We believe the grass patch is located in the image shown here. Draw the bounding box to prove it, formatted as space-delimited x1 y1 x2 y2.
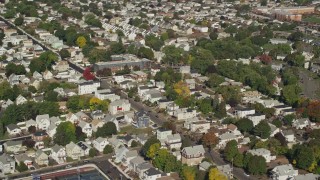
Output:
120 125 153 135
303 16 320 23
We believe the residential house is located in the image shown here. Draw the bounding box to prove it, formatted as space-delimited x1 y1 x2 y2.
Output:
247 113 266 126
293 173 320 180
78 121 92 137
199 161 213 171
157 128 172 141
32 131 49 142
54 61 69 72
234 107 255 118
34 149 49 166
66 142 84 160
190 121 210 133
0 154 15 175
247 148 276 163
269 123 281 137
36 114 50 130
137 162 153 179
78 80 100 95
6 124 21 136
1 99 13 109
91 110 105 120
66 112 79 124
42 70 53 80
92 137 109 152
114 146 129 163
173 108 197 120
292 118 311 129
165 134 182 150
91 119 105 132
50 144 66 164
77 141 90 156
271 164 298 180
281 130 296 143
3 140 23 153
274 105 292 115
15 95 27 105
130 156 146 172
218 132 240 149
217 164 233 179
123 150 138 166
14 153 33 169
181 145 205 166
25 119 36 129
142 167 162 180
134 111 150 128
108 136 124 150
108 99 131 115
95 89 120 102
75 111 91 122
185 79 196 90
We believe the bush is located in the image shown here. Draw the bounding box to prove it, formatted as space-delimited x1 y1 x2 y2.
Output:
103 145 113 154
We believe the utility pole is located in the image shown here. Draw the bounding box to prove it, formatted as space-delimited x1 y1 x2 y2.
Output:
231 158 233 180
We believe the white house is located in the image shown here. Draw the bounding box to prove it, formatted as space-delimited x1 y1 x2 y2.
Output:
42 70 53 80
66 142 84 160
218 132 240 149
247 148 276 163
36 114 50 130
78 80 100 95
292 118 310 129
173 108 197 120
0 154 15 175
190 121 210 133
78 121 92 137
108 99 131 115
92 137 109 152
95 89 120 102
165 134 182 150
247 113 266 126
142 167 162 180
271 164 298 180
15 95 27 105
50 144 66 164
234 107 255 118
6 124 21 136
281 130 296 143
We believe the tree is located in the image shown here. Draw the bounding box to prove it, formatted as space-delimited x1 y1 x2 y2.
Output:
180 165 196 180
209 32 218 40
234 153 244 167
182 136 192 148
141 136 161 158
247 155 267 175
202 131 219 148
29 58 46 73
44 91 58 102
131 140 139 147
76 36 87 48
14 17 24 26
5 63 26 76
82 67 95 80
38 51 59 70
59 49 71 59
153 149 180 173
307 101 320 122
224 140 238 162
17 161 28 172
294 146 314 170
103 145 114 154
28 126 36 134
288 32 304 42
146 143 160 159
272 119 283 128
162 45 183 65
209 168 227 180
285 52 305 67
162 121 177 134
145 35 164 51
206 74 224 88
281 84 301 106
96 122 117 137
173 81 190 97
283 114 295 125
137 47 154 60
54 122 76 146
97 68 112 77
236 118 254 133
109 41 125 55
198 98 212 114
89 148 98 157
259 54 272 65
254 121 271 139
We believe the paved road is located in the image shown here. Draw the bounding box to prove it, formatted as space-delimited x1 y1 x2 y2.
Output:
207 150 255 180
100 79 166 126
299 70 320 100
0 135 32 144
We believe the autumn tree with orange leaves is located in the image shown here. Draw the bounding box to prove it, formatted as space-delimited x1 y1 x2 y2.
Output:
202 130 218 148
307 101 320 122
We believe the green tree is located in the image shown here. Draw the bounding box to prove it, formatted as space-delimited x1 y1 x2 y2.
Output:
162 45 183 65
137 47 154 60
14 17 24 26
198 98 212 114
206 74 224 88
17 161 28 172
209 32 218 40
254 121 271 139
54 121 76 146
147 143 160 159
272 119 283 128
234 153 244 167
44 91 58 102
224 140 238 162
131 140 139 147
5 63 26 76
285 52 305 67
283 114 295 125
96 122 117 137
236 118 254 133
281 84 301 106
145 35 164 51
103 145 114 154
59 49 71 59
247 155 267 175
89 148 98 157
294 146 314 170
141 136 160 158
180 165 196 180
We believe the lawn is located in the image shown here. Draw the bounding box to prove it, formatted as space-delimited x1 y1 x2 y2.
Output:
303 16 320 23
120 125 153 135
